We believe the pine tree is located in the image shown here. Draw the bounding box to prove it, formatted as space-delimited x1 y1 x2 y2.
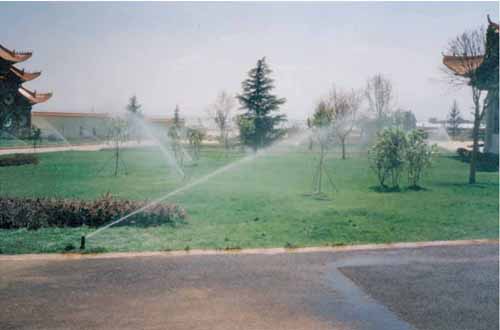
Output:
237 57 286 150
447 100 462 140
173 104 181 128
126 95 142 114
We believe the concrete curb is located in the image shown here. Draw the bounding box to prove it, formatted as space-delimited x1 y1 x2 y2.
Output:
0 239 497 262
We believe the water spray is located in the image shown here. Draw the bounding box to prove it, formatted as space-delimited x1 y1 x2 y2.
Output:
81 130 313 249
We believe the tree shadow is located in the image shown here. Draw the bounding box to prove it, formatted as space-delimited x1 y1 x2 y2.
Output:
369 185 430 193
301 192 333 201
369 185 402 193
433 181 497 189
115 216 186 228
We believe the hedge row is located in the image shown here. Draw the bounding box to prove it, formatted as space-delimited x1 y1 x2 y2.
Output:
0 194 186 230
456 148 499 170
0 154 38 167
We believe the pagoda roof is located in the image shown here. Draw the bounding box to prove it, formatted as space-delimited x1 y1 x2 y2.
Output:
442 55 484 76
442 16 499 78
9 66 41 82
18 86 52 104
0 44 32 63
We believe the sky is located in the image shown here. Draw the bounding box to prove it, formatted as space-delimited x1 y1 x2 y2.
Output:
1 2 498 122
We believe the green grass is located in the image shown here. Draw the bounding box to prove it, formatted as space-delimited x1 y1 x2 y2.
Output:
0 145 498 254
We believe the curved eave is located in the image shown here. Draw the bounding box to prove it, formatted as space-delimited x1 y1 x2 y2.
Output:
10 66 41 82
0 44 32 63
18 87 52 104
442 55 484 76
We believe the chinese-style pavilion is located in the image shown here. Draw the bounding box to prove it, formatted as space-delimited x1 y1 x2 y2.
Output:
443 16 499 154
0 43 52 137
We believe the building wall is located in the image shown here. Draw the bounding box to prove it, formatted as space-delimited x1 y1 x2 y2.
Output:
484 95 499 155
31 112 175 141
32 114 113 140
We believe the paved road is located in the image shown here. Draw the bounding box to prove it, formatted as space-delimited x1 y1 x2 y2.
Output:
0 242 498 330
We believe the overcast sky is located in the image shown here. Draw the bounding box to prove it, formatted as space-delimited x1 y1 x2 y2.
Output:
1 2 498 121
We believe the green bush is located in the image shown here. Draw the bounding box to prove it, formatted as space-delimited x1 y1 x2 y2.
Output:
370 128 436 190
369 128 407 189
0 154 39 167
406 130 436 188
0 193 186 230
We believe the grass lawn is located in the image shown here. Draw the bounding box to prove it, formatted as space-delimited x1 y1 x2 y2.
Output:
0 145 498 254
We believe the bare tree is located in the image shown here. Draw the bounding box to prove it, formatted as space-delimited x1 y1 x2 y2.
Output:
105 116 128 176
309 100 336 195
210 91 236 151
443 27 486 184
365 74 394 130
328 87 362 159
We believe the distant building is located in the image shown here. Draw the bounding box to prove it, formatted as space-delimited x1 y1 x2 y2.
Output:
0 43 52 137
32 111 176 141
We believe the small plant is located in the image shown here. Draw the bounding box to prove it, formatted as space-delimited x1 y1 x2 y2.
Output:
31 126 42 150
369 128 407 189
405 130 436 188
186 127 206 161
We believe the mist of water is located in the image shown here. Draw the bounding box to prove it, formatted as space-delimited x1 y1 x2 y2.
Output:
33 117 74 148
0 131 30 147
130 115 187 178
85 129 312 239
427 124 450 142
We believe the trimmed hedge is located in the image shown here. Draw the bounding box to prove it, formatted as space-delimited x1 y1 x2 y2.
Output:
456 148 499 171
0 154 39 167
0 194 186 230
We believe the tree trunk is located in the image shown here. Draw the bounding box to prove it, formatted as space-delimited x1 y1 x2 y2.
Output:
469 112 480 184
114 144 119 176
341 138 346 160
318 146 324 194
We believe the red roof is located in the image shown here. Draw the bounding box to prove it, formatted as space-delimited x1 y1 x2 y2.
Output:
32 111 174 123
31 111 111 118
9 66 41 82
0 44 32 63
442 55 484 76
18 87 52 104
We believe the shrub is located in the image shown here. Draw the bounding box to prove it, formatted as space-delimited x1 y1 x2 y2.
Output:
456 148 499 172
406 130 436 188
369 128 407 189
0 193 186 230
0 154 39 167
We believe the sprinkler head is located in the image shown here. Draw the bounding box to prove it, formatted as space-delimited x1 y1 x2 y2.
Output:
80 236 86 250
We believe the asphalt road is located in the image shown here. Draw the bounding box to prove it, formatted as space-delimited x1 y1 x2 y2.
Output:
0 242 498 330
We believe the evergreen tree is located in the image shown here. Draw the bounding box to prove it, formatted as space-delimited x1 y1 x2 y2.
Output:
173 104 181 128
447 100 462 139
237 57 286 150
126 95 142 142
126 95 142 114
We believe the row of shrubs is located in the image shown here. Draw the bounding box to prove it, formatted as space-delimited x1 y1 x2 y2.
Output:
369 128 436 190
456 147 499 171
0 154 39 167
0 194 186 230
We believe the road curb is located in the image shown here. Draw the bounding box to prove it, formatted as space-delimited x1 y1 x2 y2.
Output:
0 239 498 261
